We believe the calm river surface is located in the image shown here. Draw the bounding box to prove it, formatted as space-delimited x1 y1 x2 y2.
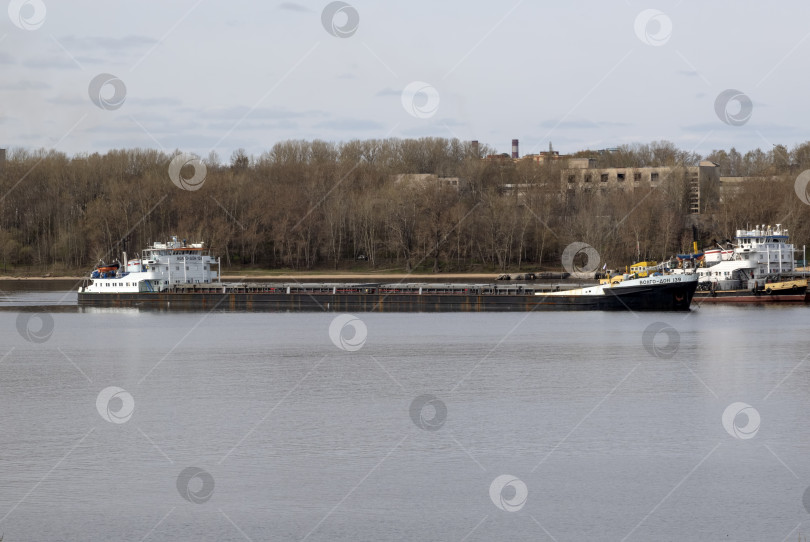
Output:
0 281 808 541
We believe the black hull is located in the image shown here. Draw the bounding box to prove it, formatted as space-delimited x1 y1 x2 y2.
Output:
77 281 696 312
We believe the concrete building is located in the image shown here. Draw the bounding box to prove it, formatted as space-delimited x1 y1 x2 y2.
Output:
473 139 721 215
393 173 462 190
567 157 597 169
718 175 779 203
561 160 720 214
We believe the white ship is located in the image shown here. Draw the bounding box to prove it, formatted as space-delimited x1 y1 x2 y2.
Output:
671 224 802 293
78 236 699 311
697 224 795 289
80 236 220 294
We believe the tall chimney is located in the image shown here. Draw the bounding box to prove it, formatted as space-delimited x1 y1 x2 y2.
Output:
471 140 479 158
511 139 519 159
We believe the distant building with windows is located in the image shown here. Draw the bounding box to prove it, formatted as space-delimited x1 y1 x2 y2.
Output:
393 173 462 190
484 153 513 163
561 160 720 214
472 139 721 215
717 175 780 203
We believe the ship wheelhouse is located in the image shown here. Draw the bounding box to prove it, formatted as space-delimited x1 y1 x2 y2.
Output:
79 236 221 294
733 224 795 276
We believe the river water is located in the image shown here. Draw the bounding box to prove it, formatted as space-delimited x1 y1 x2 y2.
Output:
0 281 808 541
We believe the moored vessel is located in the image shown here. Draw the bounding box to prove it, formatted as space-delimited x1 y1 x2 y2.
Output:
671 224 808 304
80 236 220 294
78 238 698 312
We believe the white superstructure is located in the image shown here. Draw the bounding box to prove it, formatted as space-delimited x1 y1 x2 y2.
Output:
703 247 733 264
694 224 796 289
80 236 220 294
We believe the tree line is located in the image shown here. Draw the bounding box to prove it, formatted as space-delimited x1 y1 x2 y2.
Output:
1 138 808 275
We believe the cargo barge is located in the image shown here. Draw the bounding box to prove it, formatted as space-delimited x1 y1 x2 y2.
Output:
692 289 807 304
77 237 698 312
78 277 699 311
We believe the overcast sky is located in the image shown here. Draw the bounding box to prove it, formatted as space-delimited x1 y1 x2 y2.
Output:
1 0 808 160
